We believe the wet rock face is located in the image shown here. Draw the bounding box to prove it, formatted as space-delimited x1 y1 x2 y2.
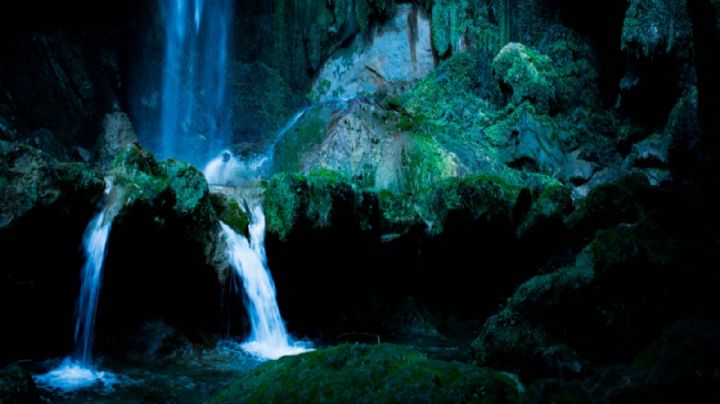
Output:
0 31 122 149
311 4 435 102
271 100 462 194
93 112 138 172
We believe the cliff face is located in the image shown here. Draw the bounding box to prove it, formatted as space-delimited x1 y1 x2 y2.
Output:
1 1 719 402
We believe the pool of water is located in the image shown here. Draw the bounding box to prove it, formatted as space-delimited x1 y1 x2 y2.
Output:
31 341 261 403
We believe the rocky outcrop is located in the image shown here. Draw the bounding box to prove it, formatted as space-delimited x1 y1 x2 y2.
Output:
93 112 138 172
0 140 104 230
108 144 242 281
472 175 720 381
271 100 464 194
311 4 435 102
0 30 122 150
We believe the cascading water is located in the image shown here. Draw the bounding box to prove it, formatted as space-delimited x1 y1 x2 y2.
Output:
35 182 118 391
220 203 311 360
158 0 233 165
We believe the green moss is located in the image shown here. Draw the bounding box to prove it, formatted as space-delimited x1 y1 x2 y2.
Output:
271 105 328 174
162 159 209 218
209 193 250 237
263 172 307 240
622 0 692 57
306 168 354 228
57 162 105 194
517 184 572 237
211 344 519 403
405 51 492 129
378 189 422 232
591 227 642 275
111 146 169 209
416 174 524 234
403 133 460 193
492 43 557 111
568 174 648 235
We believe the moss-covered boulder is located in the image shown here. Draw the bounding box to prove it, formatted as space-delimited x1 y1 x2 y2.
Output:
516 184 573 241
271 100 463 194
209 192 249 237
473 200 720 381
111 144 214 223
493 43 557 112
594 320 720 403
263 169 529 240
471 249 595 380
211 344 519 403
0 140 104 229
263 169 359 240
109 143 248 283
415 175 526 235
567 173 649 244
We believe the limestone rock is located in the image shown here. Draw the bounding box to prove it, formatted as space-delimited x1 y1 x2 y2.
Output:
94 112 138 172
311 4 435 103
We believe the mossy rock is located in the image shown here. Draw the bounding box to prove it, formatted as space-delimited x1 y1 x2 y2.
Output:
0 364 38 403
568 174 649 242
111 145 212 219
271 104 330 174
209 192 250 237
211 344 519 403
163 159 211 218
471 249 595 380
264 170 530 239
0 140 104 229
492 43 557 112
517 184 573 238
263 169 356 240
622 0 692 58
416 175 526 235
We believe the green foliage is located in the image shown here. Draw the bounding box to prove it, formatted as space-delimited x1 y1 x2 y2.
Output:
211 344 519 403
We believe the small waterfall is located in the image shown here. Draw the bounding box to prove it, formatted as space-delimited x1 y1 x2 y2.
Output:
203 150 241 186
35 182 118 391
158 0 233 164
73 211 113 365
220 203 311 360
267 105 312 158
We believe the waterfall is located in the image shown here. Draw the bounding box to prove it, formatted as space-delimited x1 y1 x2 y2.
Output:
73 211 113 365
220 203 311 360
35 182 118 391
158 0 233 165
